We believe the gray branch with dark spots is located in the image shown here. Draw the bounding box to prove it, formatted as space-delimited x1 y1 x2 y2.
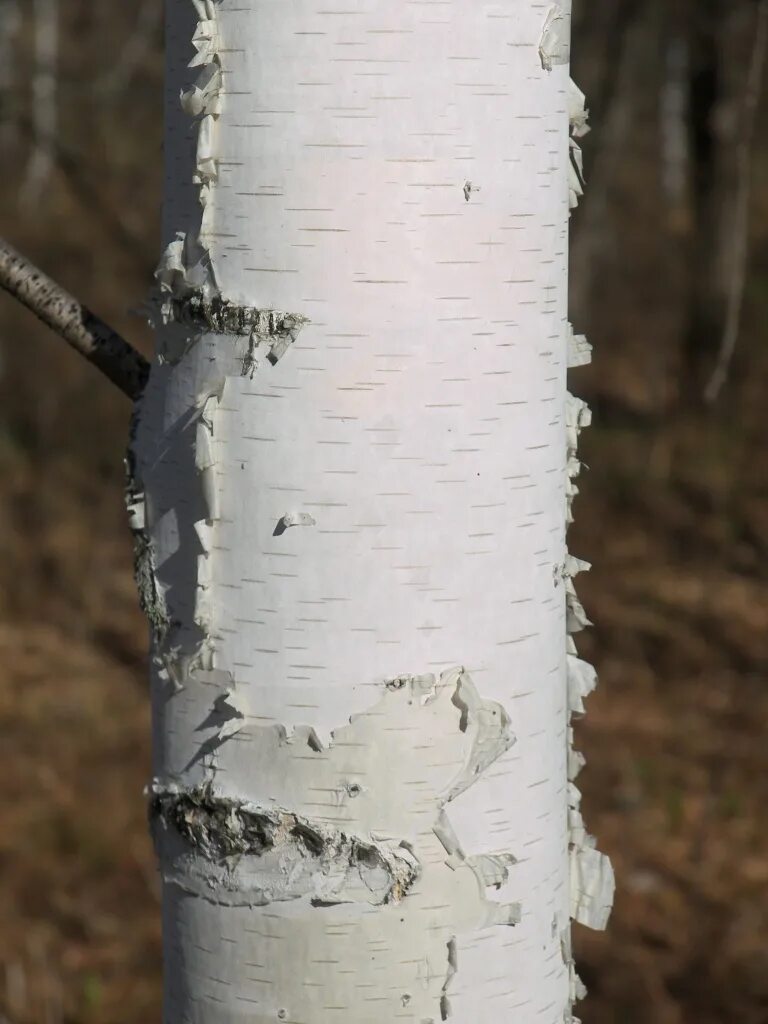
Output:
0 237 150 400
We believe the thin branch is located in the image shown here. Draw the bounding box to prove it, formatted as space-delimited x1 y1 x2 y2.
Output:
704 0 768 403
0 238 150 400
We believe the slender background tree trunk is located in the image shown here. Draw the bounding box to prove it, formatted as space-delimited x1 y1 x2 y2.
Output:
22 0 57 206
131 2 611 1021
0 0 22 150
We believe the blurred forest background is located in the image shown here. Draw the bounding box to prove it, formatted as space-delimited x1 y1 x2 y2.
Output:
1 1 767 1022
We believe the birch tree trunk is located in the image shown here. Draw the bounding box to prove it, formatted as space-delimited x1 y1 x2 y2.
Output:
131 2 612 1021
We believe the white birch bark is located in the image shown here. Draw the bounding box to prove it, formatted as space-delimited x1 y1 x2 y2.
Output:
131 2 612 1021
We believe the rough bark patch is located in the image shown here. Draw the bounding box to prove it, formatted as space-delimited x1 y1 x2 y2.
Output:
150 784 420 908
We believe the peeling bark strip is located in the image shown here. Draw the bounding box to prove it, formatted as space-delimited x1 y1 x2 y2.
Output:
150 785 420 907
152 1 223 313
568 80 590 212
539 5 571 71
0 237 149 400
562 70 615 1008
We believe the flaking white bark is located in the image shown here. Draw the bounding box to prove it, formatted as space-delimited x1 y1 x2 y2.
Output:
131 2 612 1021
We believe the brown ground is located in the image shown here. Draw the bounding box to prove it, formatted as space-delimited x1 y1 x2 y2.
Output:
1 6 767 1023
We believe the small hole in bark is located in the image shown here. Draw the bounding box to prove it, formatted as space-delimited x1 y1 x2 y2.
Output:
386 676 407 690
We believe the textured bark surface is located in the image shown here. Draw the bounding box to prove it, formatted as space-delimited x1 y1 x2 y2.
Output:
130 2 611 1021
